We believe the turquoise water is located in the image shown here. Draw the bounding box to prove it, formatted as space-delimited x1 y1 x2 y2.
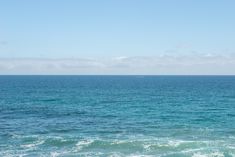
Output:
0 76 235 157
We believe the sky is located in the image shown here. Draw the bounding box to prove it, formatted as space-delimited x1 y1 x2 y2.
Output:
0 0 235 74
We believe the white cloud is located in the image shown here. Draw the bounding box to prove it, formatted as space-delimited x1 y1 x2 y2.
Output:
0 55 235 75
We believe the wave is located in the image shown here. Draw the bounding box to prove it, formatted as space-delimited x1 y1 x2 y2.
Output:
1 135 235 157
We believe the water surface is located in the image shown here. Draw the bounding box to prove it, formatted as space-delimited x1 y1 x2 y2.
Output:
0 76 235 156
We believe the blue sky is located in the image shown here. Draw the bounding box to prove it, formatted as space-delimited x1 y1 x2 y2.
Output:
0 0 235 74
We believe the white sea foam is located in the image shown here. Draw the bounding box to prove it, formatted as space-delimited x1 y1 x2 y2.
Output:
50 152 60 157
108 152 123 157
20 140 44 149
76 139 95 151
2 136 235 157
127 155 155 157
49 150 72 157
192 152 225 157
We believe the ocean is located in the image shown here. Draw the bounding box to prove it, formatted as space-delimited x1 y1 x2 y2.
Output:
0 76 235 157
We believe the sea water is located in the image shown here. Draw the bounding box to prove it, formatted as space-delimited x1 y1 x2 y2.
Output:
0 76 235 157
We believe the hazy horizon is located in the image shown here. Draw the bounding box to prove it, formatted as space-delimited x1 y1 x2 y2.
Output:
1 0 235 74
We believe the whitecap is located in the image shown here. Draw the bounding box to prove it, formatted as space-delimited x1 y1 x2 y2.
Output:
76 139 95 151
50 152 60 157
20 140 44 150
192 152 225 157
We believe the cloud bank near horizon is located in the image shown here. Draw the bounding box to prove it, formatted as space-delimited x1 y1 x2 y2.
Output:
0 55 235 75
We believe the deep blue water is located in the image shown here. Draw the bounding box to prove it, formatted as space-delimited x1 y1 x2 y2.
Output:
0 76 235 157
